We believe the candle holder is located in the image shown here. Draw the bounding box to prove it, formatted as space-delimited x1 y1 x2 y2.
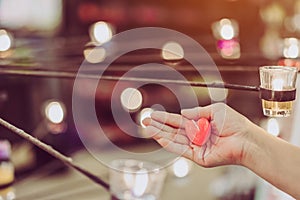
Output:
211 18 240 59
259 66 298 117
109 159 166 200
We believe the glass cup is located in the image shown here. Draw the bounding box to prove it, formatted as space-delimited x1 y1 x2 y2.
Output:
259 66 298 117
109 159 166 200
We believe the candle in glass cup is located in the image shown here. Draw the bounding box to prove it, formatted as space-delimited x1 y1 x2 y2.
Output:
109 159 166 200
259 66 298 117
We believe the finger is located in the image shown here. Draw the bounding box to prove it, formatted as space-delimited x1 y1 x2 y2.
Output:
142 117 151 126
146 117 186 135
151 111 186 128
145 126 189 145
156 138 193 160
181 106 212 120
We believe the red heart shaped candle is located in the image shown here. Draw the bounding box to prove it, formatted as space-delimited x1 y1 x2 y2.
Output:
185 118 211 146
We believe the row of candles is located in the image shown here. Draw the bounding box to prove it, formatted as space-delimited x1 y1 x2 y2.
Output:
83 19 300 62
1 19 300 61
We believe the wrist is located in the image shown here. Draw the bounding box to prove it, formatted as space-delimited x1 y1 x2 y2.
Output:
239 120 264 168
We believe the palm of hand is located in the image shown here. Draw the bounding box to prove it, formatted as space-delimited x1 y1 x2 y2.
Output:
145 104 248 167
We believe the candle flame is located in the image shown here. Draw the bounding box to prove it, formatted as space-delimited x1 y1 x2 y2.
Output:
133 169 149 197
123 169 149 197
220 24 234 40
272 78 284 91
267 118 280 136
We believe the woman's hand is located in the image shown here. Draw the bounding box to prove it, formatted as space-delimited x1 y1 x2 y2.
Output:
143 103 253 167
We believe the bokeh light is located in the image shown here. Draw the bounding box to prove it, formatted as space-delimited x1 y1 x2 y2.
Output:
217 39 240 59
89 21 114 45
220 23 234 40
44 101 65 124
172 157 192 178
120 88 143 112
272 78 284 91
161 41 184 61
84 46 107 63
267 118 280 136
123 169 149 197
283 38 299 59
212 18 238 40
0 29 12 52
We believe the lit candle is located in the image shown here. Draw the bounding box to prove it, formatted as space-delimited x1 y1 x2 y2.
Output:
212 19 240 59
283 38 300 59
133 169 149 197
161 41 184 61
259 66 298 117
220 23 234 40
267 118 280 136
109 159 166 200
84 46 107 63
172 157 192 178
44 101 65 124
120 88 143 112
272 78 284 91
89 21 114 45
211 18 239 40
123 169 149 198
0 30 11 52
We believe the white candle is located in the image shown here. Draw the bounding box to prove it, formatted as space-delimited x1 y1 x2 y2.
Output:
133 169 149 197
267 118 280 136
161 41 184 61
0 30 12 52
272 78 284 91
220 24 234 40
123 169 149 197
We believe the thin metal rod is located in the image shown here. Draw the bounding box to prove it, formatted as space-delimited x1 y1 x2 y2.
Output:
0 69 260 92
0 118 110 191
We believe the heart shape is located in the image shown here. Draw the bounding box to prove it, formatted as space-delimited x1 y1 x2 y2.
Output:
185 118 211 146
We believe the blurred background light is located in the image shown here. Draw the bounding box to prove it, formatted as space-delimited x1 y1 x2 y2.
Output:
161 41 184 61
0 29 12 52
133 169 149 197
120 88 143 112
212 18 239 40
172 157 192 178
283 38 300 59
0 0 62 34
123 169 149 198
284 14 300 33
259 29 282 60
89 21 114 45
217 39 241 59
220 21 234 40
83 46 107 63
267 118 280 137
259 2 285 28
44 101 65 124
272 78 284 91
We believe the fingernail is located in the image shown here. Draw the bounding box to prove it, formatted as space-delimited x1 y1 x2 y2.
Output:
142 118 151 126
